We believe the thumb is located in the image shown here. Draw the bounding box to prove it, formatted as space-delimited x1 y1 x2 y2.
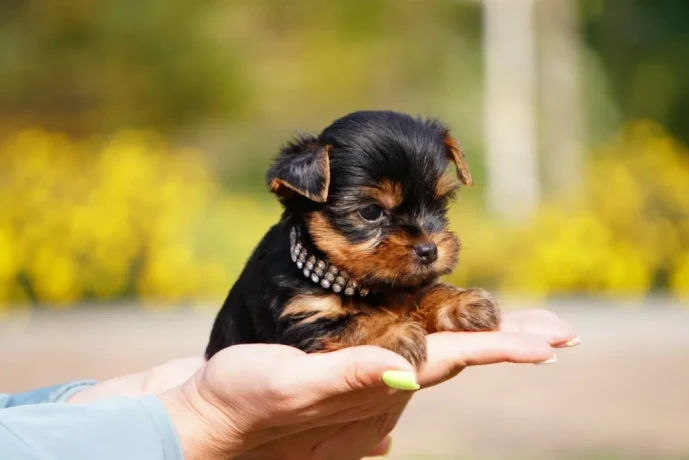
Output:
293 345 419 399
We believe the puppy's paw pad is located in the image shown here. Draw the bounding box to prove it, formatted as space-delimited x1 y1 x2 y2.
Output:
438 288 500 332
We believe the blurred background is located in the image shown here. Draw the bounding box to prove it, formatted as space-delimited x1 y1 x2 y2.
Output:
1 0 688 458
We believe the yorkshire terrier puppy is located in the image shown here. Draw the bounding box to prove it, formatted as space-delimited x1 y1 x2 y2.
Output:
205 110 500 368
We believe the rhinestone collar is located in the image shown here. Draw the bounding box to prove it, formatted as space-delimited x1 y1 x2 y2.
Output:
290 226 370 297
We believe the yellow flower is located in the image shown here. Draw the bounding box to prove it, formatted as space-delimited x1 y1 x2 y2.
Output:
1 118 688 308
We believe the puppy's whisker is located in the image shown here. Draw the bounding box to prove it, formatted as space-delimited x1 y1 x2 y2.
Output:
367 234 384 249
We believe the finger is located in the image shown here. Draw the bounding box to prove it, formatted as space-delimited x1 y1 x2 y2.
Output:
292 391 411 432
364 435 392 457
419 331 556 388
500 309 579 347
264 346 414 427
314 404 405 460
253 346 414 428
244 424 393 460
291 345 417 400
234 423 346 459
243 393 408 451
314 422 381 460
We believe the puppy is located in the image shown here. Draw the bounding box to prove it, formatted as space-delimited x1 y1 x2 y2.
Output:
205 110 500 368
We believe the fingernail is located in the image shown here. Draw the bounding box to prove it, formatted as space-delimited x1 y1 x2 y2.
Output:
534 354 557 365
555 335 581 348
382 370 420 391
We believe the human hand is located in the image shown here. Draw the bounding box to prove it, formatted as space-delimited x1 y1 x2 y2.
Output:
159 309 578 460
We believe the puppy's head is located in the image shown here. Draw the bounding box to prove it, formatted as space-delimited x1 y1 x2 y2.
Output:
267 110 473 288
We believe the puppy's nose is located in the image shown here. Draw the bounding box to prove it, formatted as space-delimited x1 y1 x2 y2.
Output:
414 243 438 265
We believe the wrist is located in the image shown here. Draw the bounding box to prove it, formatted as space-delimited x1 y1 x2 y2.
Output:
160 379 242 460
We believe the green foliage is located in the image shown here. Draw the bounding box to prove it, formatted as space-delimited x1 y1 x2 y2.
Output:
0 0 248 133
0 129 277 306
581 0 689 145
0 0 487 187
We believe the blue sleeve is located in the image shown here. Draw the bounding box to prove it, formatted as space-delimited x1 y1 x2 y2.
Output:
0 380 97 408
0 394 184 460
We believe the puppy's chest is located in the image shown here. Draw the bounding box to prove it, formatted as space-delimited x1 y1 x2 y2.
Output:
280 290 423 322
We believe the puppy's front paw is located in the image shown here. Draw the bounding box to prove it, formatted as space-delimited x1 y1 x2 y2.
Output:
438 287 500 332
316 317 429 370
419 284 501 333
378 320 428 369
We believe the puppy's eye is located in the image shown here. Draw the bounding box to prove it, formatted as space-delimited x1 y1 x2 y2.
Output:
359 205 385 222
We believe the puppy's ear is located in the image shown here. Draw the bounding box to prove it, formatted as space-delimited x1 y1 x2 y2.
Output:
267 135 331 202
442 133 473 186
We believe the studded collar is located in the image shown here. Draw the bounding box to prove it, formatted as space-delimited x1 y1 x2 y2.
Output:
290 226 370 297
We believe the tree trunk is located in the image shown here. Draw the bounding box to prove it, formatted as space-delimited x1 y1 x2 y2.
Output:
536 0 584 195
482 0 540 220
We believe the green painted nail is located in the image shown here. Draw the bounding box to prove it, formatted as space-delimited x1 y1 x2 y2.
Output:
382 370 420 391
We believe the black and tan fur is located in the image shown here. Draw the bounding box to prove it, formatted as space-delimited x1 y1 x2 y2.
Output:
205 110 500 368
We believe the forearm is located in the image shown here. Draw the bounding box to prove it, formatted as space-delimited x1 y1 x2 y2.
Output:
0 394 183 460
67 357 204 404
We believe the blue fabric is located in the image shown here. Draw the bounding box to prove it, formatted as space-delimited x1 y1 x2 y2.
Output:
0 380 98 408
0 387 184 460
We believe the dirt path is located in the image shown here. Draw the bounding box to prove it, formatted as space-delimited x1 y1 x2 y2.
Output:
2 302 688 459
